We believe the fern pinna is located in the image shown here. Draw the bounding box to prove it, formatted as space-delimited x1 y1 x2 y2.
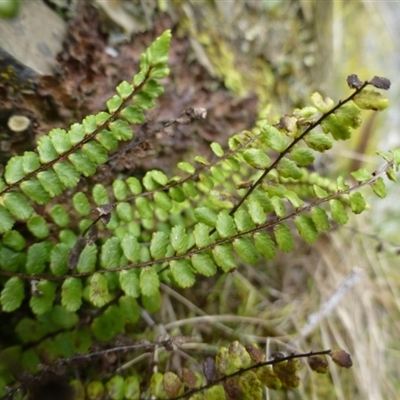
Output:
0 30 396 399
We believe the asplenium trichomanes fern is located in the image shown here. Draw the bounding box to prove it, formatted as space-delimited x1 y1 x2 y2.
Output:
0 30 397 399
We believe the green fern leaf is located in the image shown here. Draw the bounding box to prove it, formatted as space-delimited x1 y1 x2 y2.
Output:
126 177 142 195
294 215 319 243
0 245 23 272
212 244 237 272
304 132 333 152
247 200 267 225
351 168 370 182
233 237 259 264
124 376 140 399
89 273 110 307
239 371 263 400
261 123 288 152
120 105 145 124
50 305 79 330
178 161 195 174
119 295 140 324
116 80 134 99
15 318 47 343
168 186 186 203
26 241 52 274
149 231 168 260
310 92 335 113
29 280 56 315
96 129 118 150
290 147 315 165
20 178 51 204
135 197 153 219
37 170 64 197
194 156 210 165
101 237 122 269
49 243 69 276
321 114 351 141
284 190 304 209
336 175 349 191
3 191 33 220
116 202 133 222
310 206 330 231
194 207 218 227
82 115 98 134
68 122 85 144
211 166 228 185
329 199 349 225
142 79 165 98
49 128 72 154
371 177 387 198
37 135 59 163
146 29 171 65
349 192 367 214
61 277 83 312
86 381 105 400
106 375 125 400
209 190 235 209
133 91 155 109
234 209 256 232
109 119 133 141
256 365 282 390
112 179 127 201
170 225 189 255
76 244 97 273
2 230 26 251
170 259 195 288
153 191 173 212
68 150 97 176
91 304 124 341
191 252 217 277
148 64 170 80
150 372 168 399
249 190 274 212
199 172 214 189
140 266 160 297
353 89 389 111
119 270 140 298
4 156 25 184
53 161 80 188
216 346 236 375
163 372 184 399
142 171 158 191
193 223 212 248
182 181 198 198
142 290 162 312
313 184 329 198
274 223 293 253
216 211 237 238
82 141 108 164
133 71 146 88
270 196 286 218
22 151 40 174
210 141 224 157
277 158 303 179
73 192 91 216
93 183 110 205
254 232 276 259
107 95 123 113
27 215 49 239
1 277 24 312
120 233 141 262
243 148 271 169
204 385 226 399
151 170 169 186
